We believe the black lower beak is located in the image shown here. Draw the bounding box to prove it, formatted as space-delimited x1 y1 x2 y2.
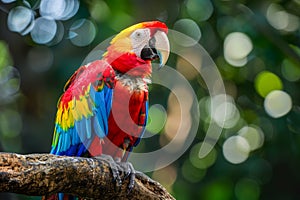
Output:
141 46 159 61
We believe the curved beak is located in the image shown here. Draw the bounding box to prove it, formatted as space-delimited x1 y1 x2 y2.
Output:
154 30 170 68
140 30 170 68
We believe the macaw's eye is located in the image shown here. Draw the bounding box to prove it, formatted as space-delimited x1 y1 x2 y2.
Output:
130 29 150 42
136 32 141 37
134 30 144 38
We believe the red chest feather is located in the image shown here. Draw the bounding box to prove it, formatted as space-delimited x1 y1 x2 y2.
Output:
100 80 148 158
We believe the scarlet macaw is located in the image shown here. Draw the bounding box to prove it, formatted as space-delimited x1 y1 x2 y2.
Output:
44 21 169 200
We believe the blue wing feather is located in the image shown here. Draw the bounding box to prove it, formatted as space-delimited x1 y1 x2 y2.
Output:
92 115 106 138
85 117 92 139
51 82 114 157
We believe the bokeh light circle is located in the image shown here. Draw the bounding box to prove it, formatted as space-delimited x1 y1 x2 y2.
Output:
189 142 217 169
40 0 66 20
213 101 240 129
172 19 201 47
186 0 213 21
2 0 16 3
0 66 20 102
264 90 292 118
152 165 177 188
7 6 34 35
47 21 65 46
208 94 240 129
30 17 57 44
146 104 167 134
39 0 80 21
69 19 96 47
255 71 283 98
90 0 110 22
281 58 300 82
266 3 300 32
238 125 264 151
60 0 80 20
223 135 250 164
224 32 253 67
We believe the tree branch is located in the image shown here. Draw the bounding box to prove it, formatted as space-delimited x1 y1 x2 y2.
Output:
0 153 175 200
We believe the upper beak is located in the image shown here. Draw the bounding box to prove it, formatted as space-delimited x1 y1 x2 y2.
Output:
154 30 170 68
140 30 170 68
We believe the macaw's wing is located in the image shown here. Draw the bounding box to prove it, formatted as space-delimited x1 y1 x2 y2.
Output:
50 60 115 156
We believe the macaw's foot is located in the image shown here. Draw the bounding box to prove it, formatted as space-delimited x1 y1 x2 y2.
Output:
96 155 136 193
117 161 136 193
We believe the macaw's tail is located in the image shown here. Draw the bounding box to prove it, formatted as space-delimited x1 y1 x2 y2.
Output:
42 194 79 200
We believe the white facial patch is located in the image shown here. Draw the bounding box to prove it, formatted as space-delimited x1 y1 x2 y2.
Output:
130 28 151 57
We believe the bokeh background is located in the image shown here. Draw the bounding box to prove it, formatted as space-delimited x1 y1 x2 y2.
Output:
1 0 300 199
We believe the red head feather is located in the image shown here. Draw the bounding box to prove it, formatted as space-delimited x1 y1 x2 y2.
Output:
140 21 168 36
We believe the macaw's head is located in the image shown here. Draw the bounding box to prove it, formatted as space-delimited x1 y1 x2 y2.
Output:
103 21 170 77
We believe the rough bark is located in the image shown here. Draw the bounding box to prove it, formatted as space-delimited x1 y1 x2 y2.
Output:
0 153 175 200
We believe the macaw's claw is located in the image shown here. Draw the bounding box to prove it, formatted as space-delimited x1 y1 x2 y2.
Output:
117 161 136 193
95 155 136 193
96 155 122 190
